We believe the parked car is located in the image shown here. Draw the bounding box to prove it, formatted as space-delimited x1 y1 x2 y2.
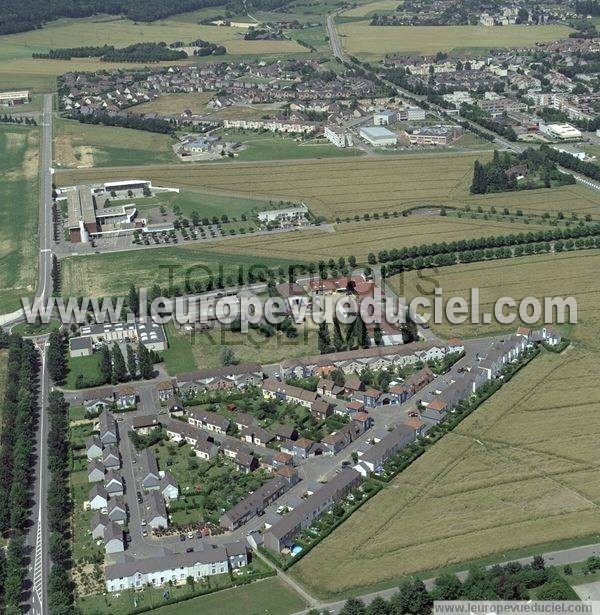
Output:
179 534 186 542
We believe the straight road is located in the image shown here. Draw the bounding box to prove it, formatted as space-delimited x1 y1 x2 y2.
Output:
326 11 345 62
23 93 54 615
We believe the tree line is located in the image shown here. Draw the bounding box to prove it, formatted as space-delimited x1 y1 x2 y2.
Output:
72 112 175 134
33 42 188 62
471 148 575 195
0 0 223 35
541 144 600 182
0 335 39 613
46 391 76 614
309 556 575 615
0 115 37 126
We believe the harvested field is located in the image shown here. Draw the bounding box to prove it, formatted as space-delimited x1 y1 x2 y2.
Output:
337 22 573 57
54 153 486 220
389 248 600 350
129 92 214 116
293 348 600 597
342 0 403 17
204 216 546 261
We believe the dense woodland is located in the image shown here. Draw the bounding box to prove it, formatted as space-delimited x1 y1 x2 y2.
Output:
33 42 189 62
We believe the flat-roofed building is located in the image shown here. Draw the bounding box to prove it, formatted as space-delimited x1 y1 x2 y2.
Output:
359 126 397 146
0 90 30 106
66 186 97 243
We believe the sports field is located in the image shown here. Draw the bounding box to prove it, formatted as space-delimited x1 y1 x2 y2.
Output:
0 124 39 313
293 249 600 597
337 22 573 57
54 152 485 219
54 119 177 168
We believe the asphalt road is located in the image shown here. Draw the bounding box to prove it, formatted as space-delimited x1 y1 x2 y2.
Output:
22 93 54 615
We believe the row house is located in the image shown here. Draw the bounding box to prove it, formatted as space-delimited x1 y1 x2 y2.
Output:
177 363 263 398
354 425 416 477
262 379 318 409
187 408 230 435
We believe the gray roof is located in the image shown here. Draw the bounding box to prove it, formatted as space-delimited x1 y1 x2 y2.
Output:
177 362 262 383
139 448 159 479
187 408 230 432
221 476 288 526
89 484 108 502
132 414 160 430
98 410 117 437
86 434 102 451
267 468 361 540
106 547 229 580
361 425 415 466
104 521 124 543
145 491 167 521
70 336 93 351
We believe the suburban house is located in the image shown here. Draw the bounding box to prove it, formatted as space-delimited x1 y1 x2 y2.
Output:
104 522 125 554
234 452 259 474
187 408 230 435
311 399 334 421
139 449 161 491
155 379 177 403
115 386 137 410
88 484 109 510
87 459 105 482
131 415 161 435
240 425 274 446
102 446 121 470
85 435 103 460
144 491 168 530
355 425 416 476
272 424 299 442
107 497 127 524
219 475 289 531
264 468 362 552
194 438 220 461
165 420 210 447
316 378 343 398
91 513 110 540
262 379 318 408
83 388 115 414
104 470 124 497
97 410 118 445
160 472 179 501
105 544 246 592
177 363 263 398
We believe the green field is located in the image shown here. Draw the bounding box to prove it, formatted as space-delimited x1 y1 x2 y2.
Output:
54 152 486 220
64 353 103 390
293 248 600 597
342 0 403 18
59 248 303 299
336 22 573 57
167 321 320 370
54 118 177 168
0 124 39 313
78 576 306 615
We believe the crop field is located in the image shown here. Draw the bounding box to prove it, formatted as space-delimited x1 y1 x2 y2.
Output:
293 248 600 597
462 184 600 219
54 152 485 219
206 215 546 262
0 124 39 313
53 119 177 168
336 22 573 57
389 248 600 349
293 348 600 597
342 0 404 18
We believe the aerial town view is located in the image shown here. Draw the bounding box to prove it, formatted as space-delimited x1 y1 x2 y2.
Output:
1 0 600 614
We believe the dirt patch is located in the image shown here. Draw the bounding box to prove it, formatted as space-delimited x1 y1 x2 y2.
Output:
54 135 96 168
5 131 39 181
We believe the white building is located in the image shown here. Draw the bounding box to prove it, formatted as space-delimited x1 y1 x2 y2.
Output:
539 123 582 140
257 204 309 224
373 110 396 126
0 90 30 106
359 126 397 147
324 126 354 148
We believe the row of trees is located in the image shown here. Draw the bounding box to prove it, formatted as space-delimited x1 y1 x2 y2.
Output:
98 342 155 386
0 335 39 613
73 112 175 135
459 104 518 141
33 42 188 62
317 314 370 355
371 223 600 264
311 557 574 615
541 144 600 182
0 115 37 126
46 391 75 614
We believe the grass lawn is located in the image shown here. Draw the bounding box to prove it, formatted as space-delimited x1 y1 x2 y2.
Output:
337 22 574 58
168 323 320 369
77 574 304 615
218 130 364 162
151 577 307 615
131 92 215 116
64 353 103 390
54 118 177 168
135 189 275 221
11 318 60 336
0 124 39 313
162 323 198 375
0 349 7 427
59 248 305 299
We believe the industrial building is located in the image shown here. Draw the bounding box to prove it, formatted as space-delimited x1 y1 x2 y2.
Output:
359 126 397 147
404 125 463 146
539 123 582 141
0 90 30 106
